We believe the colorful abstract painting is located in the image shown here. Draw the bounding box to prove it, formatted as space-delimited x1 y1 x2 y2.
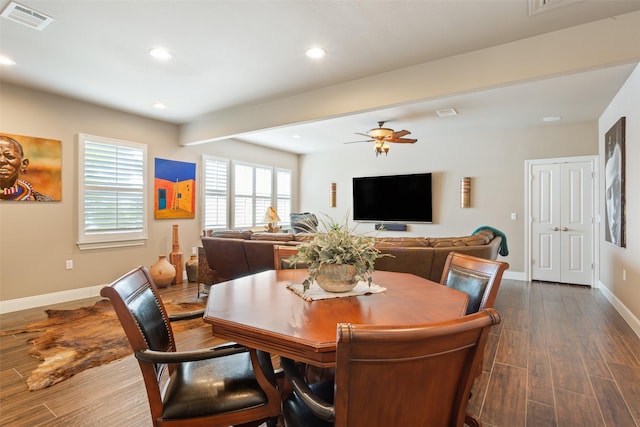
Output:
154 158 196 219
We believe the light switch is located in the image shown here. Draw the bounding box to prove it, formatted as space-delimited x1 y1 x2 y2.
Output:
510 212 517 220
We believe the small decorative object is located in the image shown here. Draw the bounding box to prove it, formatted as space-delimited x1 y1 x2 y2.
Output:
185 255 198 283
292 214 387 292
149 255 176 288
460 177 471 208
170 224 184 284
263 206 281 233
330 183 336 208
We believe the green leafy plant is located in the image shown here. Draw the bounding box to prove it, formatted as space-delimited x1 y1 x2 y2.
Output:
291 214 388 291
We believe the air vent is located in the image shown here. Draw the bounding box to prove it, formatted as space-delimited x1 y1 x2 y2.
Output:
1 2 53 31
436 108 458 118
528 0 583 16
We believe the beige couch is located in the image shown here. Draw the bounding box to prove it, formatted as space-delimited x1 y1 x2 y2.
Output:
200 228 503 285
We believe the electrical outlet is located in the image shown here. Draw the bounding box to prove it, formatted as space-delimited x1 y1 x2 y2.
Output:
511 212 517 220
65 259 73 270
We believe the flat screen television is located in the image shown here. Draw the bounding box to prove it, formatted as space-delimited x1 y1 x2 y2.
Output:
352 172 433 223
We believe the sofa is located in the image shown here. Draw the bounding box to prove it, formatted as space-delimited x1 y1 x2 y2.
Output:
200 228 503 285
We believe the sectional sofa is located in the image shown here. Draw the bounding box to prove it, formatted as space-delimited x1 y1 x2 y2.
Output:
200 228 503 285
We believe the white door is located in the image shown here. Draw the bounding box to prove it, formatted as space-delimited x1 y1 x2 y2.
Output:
530 159 594 286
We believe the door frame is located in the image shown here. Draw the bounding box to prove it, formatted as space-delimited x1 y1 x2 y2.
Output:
524 155 600 287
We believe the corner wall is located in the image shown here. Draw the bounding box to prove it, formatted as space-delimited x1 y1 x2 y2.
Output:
598 64 640 330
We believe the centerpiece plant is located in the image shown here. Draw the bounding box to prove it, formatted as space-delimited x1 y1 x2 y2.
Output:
291 214 387 292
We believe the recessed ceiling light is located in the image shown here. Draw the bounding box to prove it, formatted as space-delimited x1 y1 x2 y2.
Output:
305 47 326 59
292 134 301 139
0 54 16 65
542 116 562 122
153 102 167 109
149 47 172 61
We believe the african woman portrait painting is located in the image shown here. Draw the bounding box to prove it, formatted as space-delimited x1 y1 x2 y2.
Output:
0 133 61 202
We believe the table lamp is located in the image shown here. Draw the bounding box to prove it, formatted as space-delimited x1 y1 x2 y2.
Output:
263 206 281 232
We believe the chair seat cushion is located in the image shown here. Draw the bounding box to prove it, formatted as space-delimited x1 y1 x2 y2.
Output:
162 352 267 419
282 381 334 427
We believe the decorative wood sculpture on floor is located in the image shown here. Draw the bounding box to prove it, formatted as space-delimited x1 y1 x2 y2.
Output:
170 224 183 284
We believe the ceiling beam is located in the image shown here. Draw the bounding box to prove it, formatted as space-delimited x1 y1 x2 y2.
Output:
180 10 640 146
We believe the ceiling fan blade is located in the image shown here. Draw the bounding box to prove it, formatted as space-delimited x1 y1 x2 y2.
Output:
390 137 417 144
355 132 372 138
392 130 410 138
344 139 373 144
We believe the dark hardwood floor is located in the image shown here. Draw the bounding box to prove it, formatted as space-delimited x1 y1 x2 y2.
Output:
1 279 639 426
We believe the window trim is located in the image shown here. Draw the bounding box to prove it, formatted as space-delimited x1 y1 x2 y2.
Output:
77 133 148 250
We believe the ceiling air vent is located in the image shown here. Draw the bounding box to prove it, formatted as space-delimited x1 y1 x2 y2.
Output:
436 108 458 118
1 2 53 31
528 0 583 16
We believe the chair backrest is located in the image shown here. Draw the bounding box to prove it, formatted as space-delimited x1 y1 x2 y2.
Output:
100 267 176 417
440 251 509 315
332 309 500 427
273 245 302 270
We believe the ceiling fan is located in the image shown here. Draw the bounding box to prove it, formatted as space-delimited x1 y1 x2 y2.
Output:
345 121 417 156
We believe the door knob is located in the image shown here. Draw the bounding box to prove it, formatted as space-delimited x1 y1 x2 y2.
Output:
551 227 559 231
561 227 568 231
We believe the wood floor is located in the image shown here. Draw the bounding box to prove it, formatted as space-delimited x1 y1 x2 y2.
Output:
1 279 639 426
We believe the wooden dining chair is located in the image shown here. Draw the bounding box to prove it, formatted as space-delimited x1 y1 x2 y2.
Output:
281 308 501 427
273 245 303 270
100 266 281 427
440 252 509 315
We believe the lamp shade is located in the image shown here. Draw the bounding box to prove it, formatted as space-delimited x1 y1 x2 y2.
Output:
263 206 281 223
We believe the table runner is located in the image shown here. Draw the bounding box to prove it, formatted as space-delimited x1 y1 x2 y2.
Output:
286 281 387 301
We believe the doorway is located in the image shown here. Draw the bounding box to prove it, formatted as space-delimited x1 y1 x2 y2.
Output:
527 156 597 286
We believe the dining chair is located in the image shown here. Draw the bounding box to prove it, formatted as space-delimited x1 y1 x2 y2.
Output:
273 245 303 270
440 252 509 315
281 308 501 427
100 266 281 427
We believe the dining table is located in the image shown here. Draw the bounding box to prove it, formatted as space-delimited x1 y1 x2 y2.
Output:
203 269 470 367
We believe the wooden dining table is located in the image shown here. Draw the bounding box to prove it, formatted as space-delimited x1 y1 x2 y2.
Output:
203 269 469 367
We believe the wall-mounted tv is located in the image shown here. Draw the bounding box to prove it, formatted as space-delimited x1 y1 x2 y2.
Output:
352 172 433 223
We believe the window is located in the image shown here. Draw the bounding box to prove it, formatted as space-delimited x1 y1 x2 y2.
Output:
77 134 147 249
232 162 292 229
201 158 291 231
202 156 229 230
276 169 292 227
234 163 271 228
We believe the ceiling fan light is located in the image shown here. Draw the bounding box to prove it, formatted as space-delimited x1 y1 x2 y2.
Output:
370 128 394 139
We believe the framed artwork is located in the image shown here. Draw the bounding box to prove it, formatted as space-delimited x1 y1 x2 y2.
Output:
0 133 62 202
154 158 196 219
604 117 625 247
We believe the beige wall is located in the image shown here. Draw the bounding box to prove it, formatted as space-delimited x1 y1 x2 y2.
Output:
0 83 298 306
299 121 598 275
598 64 640 324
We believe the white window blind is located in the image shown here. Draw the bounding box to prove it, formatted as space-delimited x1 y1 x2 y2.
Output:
276 169 292 226
203 156 228 230
231 162 291 229
77 134 147 249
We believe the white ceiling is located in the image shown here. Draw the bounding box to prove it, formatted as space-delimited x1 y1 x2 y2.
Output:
1 0 639 154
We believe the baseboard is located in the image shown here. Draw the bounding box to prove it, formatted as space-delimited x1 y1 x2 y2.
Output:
0 271 190 314
0 284 106 314
503 270 525 281
598 280 640 339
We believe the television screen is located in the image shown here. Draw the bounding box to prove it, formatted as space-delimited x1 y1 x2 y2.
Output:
352 173 433 223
